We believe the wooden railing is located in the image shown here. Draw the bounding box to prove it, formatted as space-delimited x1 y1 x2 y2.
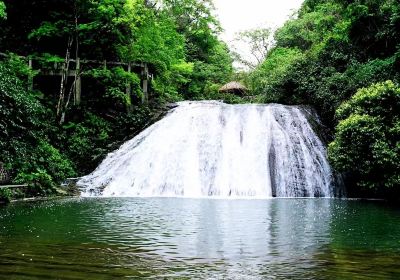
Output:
0 185 28 189
0 52 152 104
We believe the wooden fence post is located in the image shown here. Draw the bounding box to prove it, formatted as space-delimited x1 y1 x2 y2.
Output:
126 62 132 113
2 52 153 107
74 58 81 105
142 63 149 104
28 59 33 91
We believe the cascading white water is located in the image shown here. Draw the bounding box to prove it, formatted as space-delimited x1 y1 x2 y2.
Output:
77 101 337 198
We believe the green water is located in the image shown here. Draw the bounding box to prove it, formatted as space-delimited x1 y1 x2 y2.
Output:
0 198 400 279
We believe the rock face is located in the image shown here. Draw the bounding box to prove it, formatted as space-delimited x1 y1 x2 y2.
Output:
78 101 342 198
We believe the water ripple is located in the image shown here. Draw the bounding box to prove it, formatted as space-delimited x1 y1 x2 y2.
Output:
0 198 400 279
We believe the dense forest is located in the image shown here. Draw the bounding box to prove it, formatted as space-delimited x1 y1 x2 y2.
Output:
0 0 233 199
247 0 400 198
0 0 399 200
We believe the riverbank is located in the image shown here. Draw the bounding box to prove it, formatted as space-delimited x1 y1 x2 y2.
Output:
0 181 81 204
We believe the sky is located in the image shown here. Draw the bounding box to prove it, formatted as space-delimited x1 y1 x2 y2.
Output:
213 0 304 68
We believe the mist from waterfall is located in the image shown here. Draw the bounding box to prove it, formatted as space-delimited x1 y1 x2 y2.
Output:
77 101 338 198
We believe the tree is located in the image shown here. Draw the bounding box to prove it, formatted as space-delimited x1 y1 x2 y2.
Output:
28 1 81 124
274 2 344 52
0 0 233 198
244 0 400 195
0 62 75 189
158 0 232 98
119 4 191 99
233 27 272 69
328 81 400 191
248 47 303 98
26 0 139 123
161 0 220 61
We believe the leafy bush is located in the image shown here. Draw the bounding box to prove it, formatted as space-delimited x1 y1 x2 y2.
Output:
14 170 55 196
0 63 75 189
328 81 400 190
60 112 112 174
10 139 76 191
0 188 12 203
56 105 153 175
248 47 303 101
85 67 141 106
0 1 6 19
1 53 38 85
112 106 153 141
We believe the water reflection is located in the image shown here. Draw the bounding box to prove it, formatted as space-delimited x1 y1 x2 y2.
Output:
0 198 400 279
87 199 334 262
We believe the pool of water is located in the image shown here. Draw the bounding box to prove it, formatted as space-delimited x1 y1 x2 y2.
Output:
0 198 400 279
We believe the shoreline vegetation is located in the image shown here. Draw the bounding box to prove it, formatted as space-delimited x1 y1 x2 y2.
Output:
0 0 399 203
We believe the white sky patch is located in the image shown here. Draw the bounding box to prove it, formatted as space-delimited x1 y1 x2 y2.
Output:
213 0 304 69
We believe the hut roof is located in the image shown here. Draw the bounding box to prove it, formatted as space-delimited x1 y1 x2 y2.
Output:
219 81 247 93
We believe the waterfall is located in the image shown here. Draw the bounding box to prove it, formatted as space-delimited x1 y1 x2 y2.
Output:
77 101 338 198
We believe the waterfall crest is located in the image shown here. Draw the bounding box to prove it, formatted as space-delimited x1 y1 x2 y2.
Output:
78 101 337 198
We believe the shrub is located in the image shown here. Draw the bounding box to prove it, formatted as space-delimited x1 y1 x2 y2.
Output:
328 81 400 190
0 188 12 203
60 112 112 174
14 170 55 196
0 62 75 190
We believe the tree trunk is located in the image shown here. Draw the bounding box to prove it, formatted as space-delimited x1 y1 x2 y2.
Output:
56 36 73 124
58 2 80 125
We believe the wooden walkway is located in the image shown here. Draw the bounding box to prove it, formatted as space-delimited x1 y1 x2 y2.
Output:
0 52 152 104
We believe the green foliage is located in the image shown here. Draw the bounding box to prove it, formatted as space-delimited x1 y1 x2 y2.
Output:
0 188 12 203
112 106 153 140
246 0 400 194
249 47 303 101
328 81 400 190
15 170 56 196
0 63 75 191
28 21 60 40
185 42 234 99
60 112 112 173
126 13 185 70
250 0 399 108
152 61 194 100
162 0 220 60
276 2 346 52
1 0 232 100
1 53 38 86
85 67 141 105
55 105 153 175
0 63 44 152
0 1 6 19
158 0 233 99
0 0 233 198
37 53 65 69
10 139 76 191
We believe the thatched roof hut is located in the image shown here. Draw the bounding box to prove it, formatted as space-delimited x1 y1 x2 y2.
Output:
219 81 247 96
